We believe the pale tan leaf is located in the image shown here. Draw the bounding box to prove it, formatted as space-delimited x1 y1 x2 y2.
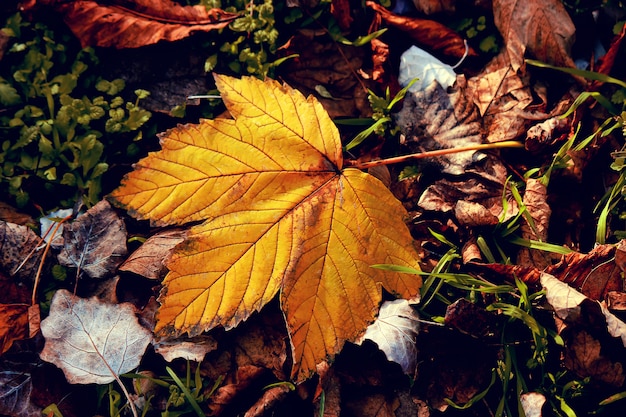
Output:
40 289 152 384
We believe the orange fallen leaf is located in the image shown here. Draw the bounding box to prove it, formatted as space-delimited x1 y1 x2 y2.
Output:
26 0 239 49
0 303 29 355
110 74 422 381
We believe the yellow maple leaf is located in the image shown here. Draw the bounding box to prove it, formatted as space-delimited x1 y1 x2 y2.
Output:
110 75 421 381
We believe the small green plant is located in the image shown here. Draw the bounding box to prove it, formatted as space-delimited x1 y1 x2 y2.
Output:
200 0 303 78
43 362 222 417
0 13 151 210
449 13 500 54
340 78 419 151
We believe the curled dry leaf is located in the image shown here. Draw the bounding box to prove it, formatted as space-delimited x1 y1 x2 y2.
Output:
40 289 152 384
153 335 217 362
110 74 421 381
58 200 127 279
119 229 187 279
493 0 576 72
31 0 239 49
359 299 420 377
516 178 552 269
366 1 478 60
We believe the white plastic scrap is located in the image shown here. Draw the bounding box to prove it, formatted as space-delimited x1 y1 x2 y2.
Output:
398 45 457 92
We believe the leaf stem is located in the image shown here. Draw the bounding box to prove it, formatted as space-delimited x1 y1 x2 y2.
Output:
347 141 525 170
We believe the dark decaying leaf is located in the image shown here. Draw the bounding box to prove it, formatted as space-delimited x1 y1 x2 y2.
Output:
0 221 44 281
119 228 187 279
493 0 576 72
366 1 478 60
58 200 127 279
359 299 420 377
444 298 501 339
0 361 41 417
25 0 239 49
199 304 289 415
278 30 371 119
411 0 456 14
39 289 152 384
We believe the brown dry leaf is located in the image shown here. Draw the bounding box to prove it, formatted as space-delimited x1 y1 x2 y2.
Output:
278 30 371 118
244 384 292 417
331 0 353 30
207 365 266 416
200 303 289 410
493 0 576 72
516 178 552 269
366 1 478 60
395 77 483 176
39 289 152 384
590 24 626 90
0 303 29 355
119 229 187 279
564 330 625 387
344 393 398 417
466 57 536 143
411 0 456 14
0 202 34 226
0 221 43 281
29 0 239 49
58 200 127 279
444 298 500 340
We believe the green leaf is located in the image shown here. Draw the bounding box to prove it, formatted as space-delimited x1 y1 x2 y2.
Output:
0 79 21 106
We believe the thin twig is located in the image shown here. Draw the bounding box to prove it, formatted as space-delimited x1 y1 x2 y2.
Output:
346 141 525 170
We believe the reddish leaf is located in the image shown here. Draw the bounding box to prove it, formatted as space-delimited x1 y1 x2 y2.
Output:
331 0 353 30
472 242 625 300
0 304 29 355
590 24 626 89
366 1 477 60
28 0 239 49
